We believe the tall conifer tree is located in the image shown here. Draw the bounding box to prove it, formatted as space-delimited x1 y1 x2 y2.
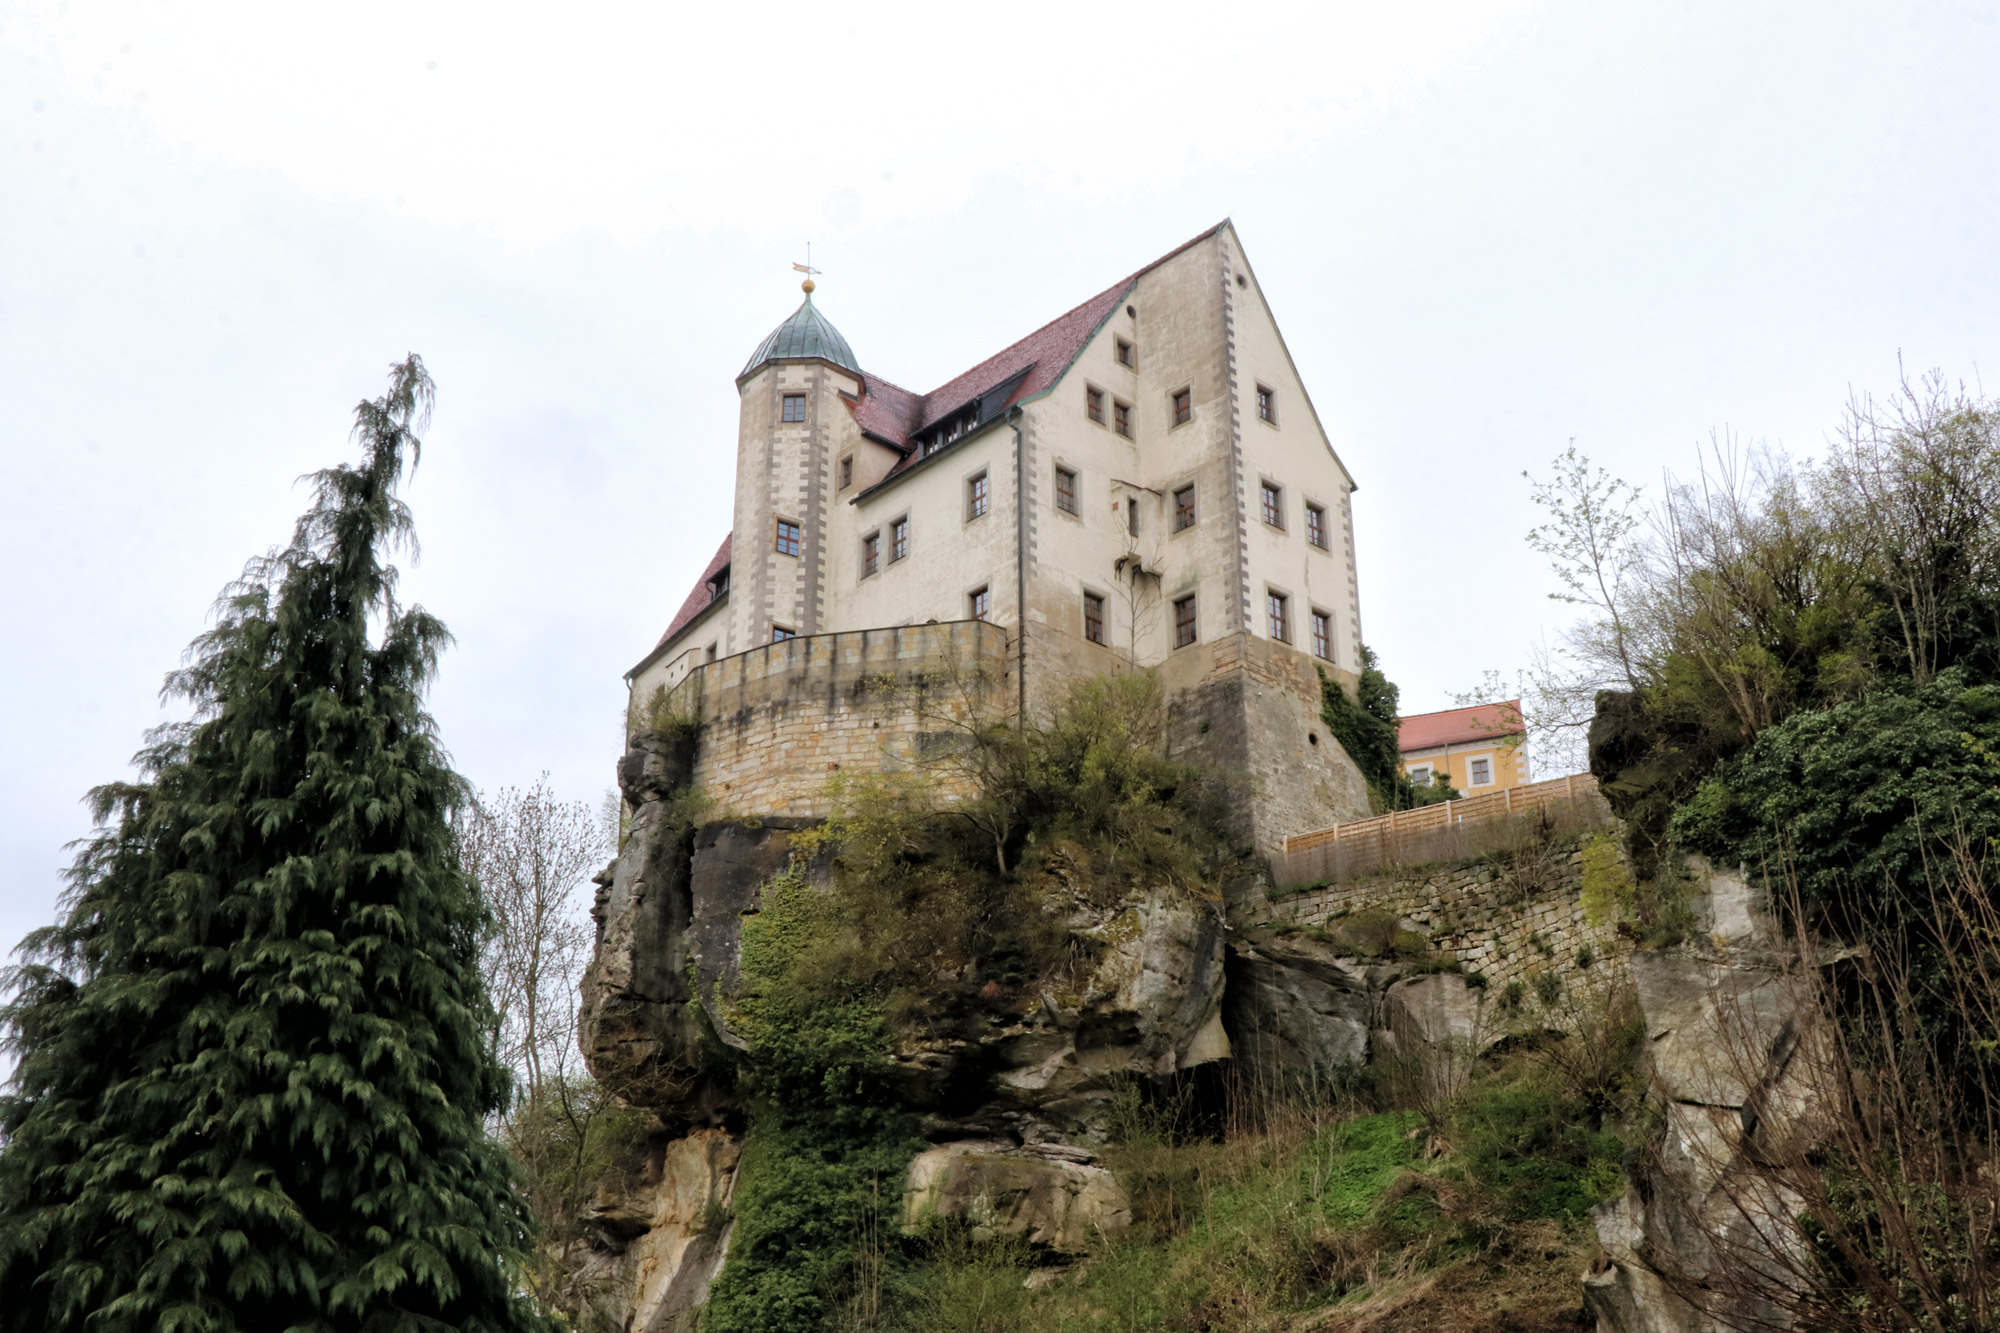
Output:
0 358 549 1332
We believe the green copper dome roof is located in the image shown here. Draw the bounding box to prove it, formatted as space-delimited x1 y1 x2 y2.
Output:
739 295 861 380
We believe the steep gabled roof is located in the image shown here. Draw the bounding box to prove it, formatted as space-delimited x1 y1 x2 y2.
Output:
1398 702 1525 753
631 533 731 678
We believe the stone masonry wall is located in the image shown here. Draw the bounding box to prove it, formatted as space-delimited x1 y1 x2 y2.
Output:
656 620 1011 820
1234 831 1636 1004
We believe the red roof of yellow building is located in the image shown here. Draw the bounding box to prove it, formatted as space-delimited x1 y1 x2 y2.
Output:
1398 701 1524 752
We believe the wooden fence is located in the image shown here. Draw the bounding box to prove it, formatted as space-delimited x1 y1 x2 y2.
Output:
1277 773 1606 888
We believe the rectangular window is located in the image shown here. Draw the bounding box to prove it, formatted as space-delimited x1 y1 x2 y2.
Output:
967 472 989 520
1084 592 1105 645
1055 466 1078 514
838 455 854 489
890 516 909 562
1260 481 1283 528
1172 388 1191 426
1113 400 1132 438
1311 610 1331 660
1174 594 1198 648
774 518 802 557
1173 485 1196 531
1115 337 1136 368
772 625 796 641
1468 756 1494 787
782 393 807 423
861 531 880 577
1267 591 1289 642
1256 385 1275 423
969 586 991 621
1126 497 1138 538
1409 764 1433 787
1086 386 1105 424
1305 503 1327 549
705 642 719 663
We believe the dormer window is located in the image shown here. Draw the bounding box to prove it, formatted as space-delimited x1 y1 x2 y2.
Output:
707 564 731 598
782 393 807 423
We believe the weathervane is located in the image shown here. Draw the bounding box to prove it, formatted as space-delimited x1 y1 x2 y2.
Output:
792 243 821 295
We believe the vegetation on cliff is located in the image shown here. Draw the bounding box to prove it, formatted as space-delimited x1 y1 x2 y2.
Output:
0 359 548 1332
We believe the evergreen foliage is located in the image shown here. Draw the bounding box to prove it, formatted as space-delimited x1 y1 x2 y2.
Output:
1318 653 1457 812
0 358 549 1333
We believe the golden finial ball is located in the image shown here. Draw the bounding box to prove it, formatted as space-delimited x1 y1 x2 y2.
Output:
801 278 816 295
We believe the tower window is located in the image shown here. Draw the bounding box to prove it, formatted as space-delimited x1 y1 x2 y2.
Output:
967 472 989 520
782 393 807 423
890 516 909 562
772 624 796 642
1174 594 1198 648
1115 337 1136 368
1113 401 1132 438
1267 591 1290 643
1305 502 1328 549
969 586 991 621
775 518 802 556
1311 609 1332 660
861 531 880 578
1172 388 1192 427
1055 466 1078 514
1260 481 1284 529
1256 385 1276 423
1086 386 1105 425
838 455 854 489
1084 592 1106 645
1173 485 1196 531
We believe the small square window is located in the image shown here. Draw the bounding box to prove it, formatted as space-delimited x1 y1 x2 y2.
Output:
969 586 991 621
1256 385 1275 423
1468 756 1494 787
838 455 854 489
1115 337 1136 368
967 472 989 520
1310 610 1331 660
1173 594 1198 648
890 516 909 562
782 393 807 423
861 531 880 578
1055 466 1078 514
1409 764 1433 787
1086 386 1105 425
1260 482 1283 529
1171 388 1191 426
1113 401 1132 438
772 624 796 642
1084 592 1106 645
775 518 802 557
1305 503 1328 550
1267 591 1290 643
1173 485 1196 531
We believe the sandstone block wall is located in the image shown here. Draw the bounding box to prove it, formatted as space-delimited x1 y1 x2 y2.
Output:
656 619 1011 819
1235 834 1635 1002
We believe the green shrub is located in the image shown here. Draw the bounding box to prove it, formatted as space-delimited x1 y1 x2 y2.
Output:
1453 1072 1624 1221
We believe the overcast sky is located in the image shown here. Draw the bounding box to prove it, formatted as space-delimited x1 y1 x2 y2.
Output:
4 1 1997 955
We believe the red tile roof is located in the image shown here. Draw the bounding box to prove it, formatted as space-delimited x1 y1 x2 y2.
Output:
651 532 731 657
1398 701 1524 753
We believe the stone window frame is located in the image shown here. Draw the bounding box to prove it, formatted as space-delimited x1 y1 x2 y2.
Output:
838 454 855 490
1112 399 1133 438
1408 762 1434 787
1304 500 1329 550
1170 386 1192 429
781 392 808 423
1259 479 1285 530
1255 383 1277 426
1464 753 1497 788
774 517 803 557
860 528 881 579
1266 587 1291 644
1173 593 1198 649
1082 588 1107 645
1310 607 1333 660
771 624 797 642
1085 384 1106 426
968 585 992 622
1054 463 1080 516
1171 482 1197 533
966 470 990 522
1114 336 1137 369
889 514 910 563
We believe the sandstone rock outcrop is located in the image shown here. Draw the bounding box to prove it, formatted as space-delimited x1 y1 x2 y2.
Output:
573 1127 740 1333
903 1139 1130 1253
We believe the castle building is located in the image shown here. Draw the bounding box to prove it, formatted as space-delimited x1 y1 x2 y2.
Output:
627 221 1374 854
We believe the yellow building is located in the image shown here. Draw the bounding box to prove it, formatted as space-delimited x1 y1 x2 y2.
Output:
1398 701 1527 794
